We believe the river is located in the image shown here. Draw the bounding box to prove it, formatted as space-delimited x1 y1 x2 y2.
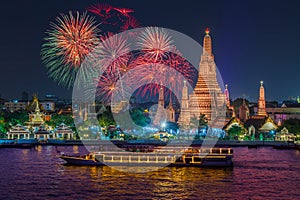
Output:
0 146 299 199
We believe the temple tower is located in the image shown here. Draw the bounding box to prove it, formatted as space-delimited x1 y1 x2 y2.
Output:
257 81 267 116
166 95 175 122
153 85 167 126
178 81 190 127
188 28 226 123
224 84 235 118
239 99 249 122
224 84 230 107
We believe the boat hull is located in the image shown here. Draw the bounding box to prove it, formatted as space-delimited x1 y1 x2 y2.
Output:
59 154 233 167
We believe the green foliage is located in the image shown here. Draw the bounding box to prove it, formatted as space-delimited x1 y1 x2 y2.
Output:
0 116 8 137
129 107 150 127
5 111 28 126
46 114 74 127
227 125 244 139
98 107 116 128
277 118 300 134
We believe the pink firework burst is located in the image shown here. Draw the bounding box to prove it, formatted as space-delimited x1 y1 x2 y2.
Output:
137 27 174 62
128 63 186 97
164 51 196 85
94 33 137 103
97 32 131 73
96 69 122 103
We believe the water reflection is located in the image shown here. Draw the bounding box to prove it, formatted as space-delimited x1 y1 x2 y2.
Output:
0 146 299 199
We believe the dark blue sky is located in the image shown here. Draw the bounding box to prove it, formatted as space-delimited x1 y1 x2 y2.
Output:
0 0 299 101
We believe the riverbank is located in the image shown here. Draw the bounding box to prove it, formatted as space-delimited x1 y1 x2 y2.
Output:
0 139 299 149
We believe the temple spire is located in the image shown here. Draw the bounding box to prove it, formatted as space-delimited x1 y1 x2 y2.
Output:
178 80 190 127
203 28 212 56
168 94 173 107
257 81 267 116
182 81 188 108
153 85 167 126
167 94 175 122
224 84 230 107
158 85 164 107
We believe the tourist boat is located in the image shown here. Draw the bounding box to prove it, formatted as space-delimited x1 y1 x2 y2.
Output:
58 147 233 167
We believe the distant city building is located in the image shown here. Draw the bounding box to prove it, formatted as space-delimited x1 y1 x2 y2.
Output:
40 101 55 112
266 104 300 124
4 100 28 112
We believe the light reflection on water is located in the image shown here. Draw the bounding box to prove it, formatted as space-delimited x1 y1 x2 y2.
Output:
0 146 299 199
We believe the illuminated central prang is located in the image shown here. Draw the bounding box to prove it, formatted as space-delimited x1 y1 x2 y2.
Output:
178 28 226 128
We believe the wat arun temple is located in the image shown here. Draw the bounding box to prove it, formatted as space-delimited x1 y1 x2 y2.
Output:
177 28 228 129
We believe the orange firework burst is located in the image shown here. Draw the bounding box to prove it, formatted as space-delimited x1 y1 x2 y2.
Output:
41 11 99 88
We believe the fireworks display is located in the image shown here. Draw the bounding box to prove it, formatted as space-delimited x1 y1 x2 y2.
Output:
98 32 131 71
94 32 132 103
137 27 174 62
96 67 131 104
130 51 196 97
87 3 139 33
41 11 99 88
41 3 195 103
120 16 141 32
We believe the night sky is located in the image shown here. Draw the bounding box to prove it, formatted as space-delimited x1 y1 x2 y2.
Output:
0 0 299 102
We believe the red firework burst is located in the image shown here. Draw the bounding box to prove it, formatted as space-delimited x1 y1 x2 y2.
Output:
127 63 185 97
113 7 134 17
125 48 196 97
96 70 121 103
93 33 138 102
87 3 113 21
120 16 141 32
137 27 174 62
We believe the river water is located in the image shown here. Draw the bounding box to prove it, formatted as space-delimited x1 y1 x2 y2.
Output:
0 146 299 199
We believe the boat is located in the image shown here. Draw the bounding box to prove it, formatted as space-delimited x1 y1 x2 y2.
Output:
58 146 233 167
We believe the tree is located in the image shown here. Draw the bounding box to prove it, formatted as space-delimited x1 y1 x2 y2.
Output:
278 118 300 134
227 125 244 140
46 114 74 127
190 114 208 139
5 111 28 126
0 116 8 138
129 107 151 127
